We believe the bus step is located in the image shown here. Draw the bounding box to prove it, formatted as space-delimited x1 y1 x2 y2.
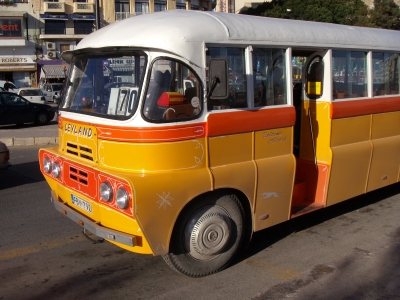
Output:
291 202 324 218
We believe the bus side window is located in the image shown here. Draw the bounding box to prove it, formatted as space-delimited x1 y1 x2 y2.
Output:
252 48 287 106
207 47 247 110
332 51 367 99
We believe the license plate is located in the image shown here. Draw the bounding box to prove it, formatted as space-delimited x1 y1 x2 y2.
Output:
71 194 93 214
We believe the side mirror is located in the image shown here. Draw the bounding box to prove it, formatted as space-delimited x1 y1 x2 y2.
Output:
208 58 228 100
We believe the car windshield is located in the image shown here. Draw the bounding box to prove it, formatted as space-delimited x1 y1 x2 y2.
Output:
63 52 146 118
52 85 63 91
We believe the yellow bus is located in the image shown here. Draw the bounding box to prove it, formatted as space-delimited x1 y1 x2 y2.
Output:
39 10 400 277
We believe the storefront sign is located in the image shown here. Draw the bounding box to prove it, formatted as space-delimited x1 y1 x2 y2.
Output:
0 18 23 38
0 57 34 64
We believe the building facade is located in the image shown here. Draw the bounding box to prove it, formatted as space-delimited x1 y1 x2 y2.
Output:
0 0 38 88
0 0 212 88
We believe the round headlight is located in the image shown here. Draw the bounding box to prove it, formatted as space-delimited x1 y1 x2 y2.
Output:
43 157 52 173
116 188 129 209
52 162 61 178
100 182 113 202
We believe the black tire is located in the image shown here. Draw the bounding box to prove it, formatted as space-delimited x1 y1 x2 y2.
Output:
162 191 245 277
35 111 50 125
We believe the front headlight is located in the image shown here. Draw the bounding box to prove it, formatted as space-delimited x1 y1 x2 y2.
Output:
100 182 113 202
52 161 61 178
116 187 129 209
43 157 52 173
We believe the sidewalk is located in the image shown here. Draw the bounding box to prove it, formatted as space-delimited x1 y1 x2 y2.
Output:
0 119 59 147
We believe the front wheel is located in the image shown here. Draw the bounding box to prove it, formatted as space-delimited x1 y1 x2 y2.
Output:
162 191 245 277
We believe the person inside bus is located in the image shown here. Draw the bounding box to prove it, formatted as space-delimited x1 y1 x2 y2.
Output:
144 70 171 119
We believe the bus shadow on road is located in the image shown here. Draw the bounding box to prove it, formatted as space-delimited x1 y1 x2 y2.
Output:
233 182 400 264
0 161 45 190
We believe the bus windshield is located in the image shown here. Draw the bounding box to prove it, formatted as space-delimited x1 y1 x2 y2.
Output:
63 52 146 118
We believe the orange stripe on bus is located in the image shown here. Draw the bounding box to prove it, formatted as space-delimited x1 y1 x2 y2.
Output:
331 96 400 119
58 116 206 142
206 107 296 137
96 124 206 142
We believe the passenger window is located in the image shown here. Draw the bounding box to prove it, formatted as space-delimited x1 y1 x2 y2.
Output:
142 59 202 122
207 47 247 110
332 51 367 99
252 48 287 106
372 52 399 96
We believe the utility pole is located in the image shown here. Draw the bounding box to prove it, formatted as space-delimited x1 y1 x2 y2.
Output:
95 0 101 30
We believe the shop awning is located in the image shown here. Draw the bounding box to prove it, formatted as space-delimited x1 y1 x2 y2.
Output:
40 14 68 20
41 65 68 78
70 14 95 20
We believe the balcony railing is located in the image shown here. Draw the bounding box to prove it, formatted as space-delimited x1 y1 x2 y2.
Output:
115 12 134 21
74 28 93 34
73 2 94 13
41 27 66 35
43 28 66 35
44 1 65 13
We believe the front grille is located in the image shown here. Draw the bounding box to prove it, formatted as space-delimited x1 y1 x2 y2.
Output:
66 142 94 161
69 166 88 185
64 161 97 199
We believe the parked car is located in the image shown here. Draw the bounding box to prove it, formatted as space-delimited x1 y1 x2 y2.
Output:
0 141 11 173
0 91 56 126
41 83 63 103
0 80 19 93
18 88 47 104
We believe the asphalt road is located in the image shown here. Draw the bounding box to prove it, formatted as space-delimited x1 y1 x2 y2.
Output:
0 146 399 300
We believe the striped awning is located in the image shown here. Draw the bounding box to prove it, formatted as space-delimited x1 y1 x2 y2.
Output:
42 65 68 78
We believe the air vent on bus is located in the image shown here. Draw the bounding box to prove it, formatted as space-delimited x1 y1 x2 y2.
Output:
66 142 94 161
69 166 89 185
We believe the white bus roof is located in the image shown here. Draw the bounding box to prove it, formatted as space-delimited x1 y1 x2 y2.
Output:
65 10 400 66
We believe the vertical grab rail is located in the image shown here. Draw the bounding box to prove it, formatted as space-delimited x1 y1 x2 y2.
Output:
308 108 318 170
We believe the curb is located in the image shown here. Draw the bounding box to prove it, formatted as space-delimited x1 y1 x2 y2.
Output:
3 137 59 147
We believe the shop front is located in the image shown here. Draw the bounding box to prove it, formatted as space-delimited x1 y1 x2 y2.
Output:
0 15 38 88
0 56 37 88
36 60 69 87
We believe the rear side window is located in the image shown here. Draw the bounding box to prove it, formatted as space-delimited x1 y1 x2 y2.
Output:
372 52 399 95
332 51 367 99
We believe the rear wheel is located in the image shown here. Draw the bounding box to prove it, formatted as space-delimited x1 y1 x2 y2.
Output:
162 191 245 277
35 111 50 125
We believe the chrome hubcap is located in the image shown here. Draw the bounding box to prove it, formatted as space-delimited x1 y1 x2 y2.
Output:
184 205 231 260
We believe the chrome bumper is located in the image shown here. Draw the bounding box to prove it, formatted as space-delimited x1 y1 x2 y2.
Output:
51 190 137 247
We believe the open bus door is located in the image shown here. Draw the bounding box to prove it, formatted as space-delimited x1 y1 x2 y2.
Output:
291 50 331 218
